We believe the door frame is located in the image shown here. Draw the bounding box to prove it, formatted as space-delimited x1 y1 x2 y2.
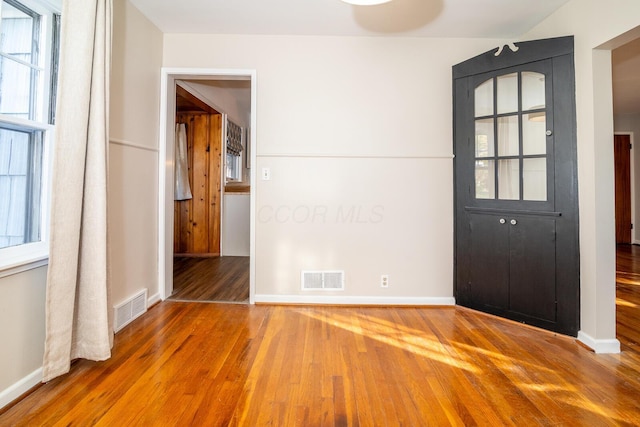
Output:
158 68 257 302
614 131 636 244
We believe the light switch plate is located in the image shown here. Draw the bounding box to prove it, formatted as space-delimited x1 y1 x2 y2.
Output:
262 167 271 180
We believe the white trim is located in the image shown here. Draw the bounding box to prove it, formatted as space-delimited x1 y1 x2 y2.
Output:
0 52 45 72
158 68 257 304
0 80 56 274
257 153 454 159
254 294 456 306
21 0 62 14
220 114 227 257
0 256 47 278
148 291 161 308
109 138 159 153
577 331 621 354
158 71 170 300
0 367 42 410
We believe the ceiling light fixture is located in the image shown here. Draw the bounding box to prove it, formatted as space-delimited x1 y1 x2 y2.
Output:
341 0 392 5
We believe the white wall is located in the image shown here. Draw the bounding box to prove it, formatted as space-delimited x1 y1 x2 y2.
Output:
222 193 250 256
0 267 46 408
163 35 506 303
109 0 163 308
181 80 251 127
614 113 640 243
524 0 640 350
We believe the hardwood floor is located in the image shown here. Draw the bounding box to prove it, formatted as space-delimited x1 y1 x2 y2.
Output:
616 244 640 350
170 256 249 303
2 248 640 425
2 300 640 425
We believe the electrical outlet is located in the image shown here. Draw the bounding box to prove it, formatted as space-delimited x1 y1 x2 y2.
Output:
381 275 389 288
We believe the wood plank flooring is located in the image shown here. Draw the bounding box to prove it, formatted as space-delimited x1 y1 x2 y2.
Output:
2 302 640 425
2 247 640 425
616 244 640 350
170 256 249 302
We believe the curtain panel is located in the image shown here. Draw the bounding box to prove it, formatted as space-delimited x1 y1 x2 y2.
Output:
42 0 113 382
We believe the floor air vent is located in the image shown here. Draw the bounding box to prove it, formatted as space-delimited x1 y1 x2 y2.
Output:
114 289 148 333
301 271 344 290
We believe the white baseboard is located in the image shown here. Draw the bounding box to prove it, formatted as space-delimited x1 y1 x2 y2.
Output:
0 367 42 410
148 292 162 307
254 294 456 306
577 331 621 354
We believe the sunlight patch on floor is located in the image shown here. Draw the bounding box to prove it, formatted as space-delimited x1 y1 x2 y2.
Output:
616 298 638 308
297 309 481 373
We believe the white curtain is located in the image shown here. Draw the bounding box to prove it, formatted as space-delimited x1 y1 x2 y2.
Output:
42 0 113 382
175 123 192 200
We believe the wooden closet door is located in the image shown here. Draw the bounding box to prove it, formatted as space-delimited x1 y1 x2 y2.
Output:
174 113 222 255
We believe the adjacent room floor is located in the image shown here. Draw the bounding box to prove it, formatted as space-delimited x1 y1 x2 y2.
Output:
169 256 249 303
615 243 640 349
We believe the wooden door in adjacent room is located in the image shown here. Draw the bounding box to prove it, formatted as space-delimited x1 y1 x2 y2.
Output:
174 111 223 256
614 134 632 244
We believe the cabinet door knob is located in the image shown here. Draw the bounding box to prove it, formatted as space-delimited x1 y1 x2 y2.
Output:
510 219 517 225
499 218 506 224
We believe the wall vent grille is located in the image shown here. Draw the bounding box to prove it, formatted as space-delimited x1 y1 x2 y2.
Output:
113 289 148 333
301 271 344 291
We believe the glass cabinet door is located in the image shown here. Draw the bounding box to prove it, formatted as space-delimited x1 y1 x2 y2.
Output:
473 65 550 205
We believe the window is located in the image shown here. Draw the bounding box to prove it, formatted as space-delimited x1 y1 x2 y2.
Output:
0 0 60 272
225 118 243 182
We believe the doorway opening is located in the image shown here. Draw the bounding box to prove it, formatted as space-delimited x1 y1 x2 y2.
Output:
158 69 257 304
612 35 640 349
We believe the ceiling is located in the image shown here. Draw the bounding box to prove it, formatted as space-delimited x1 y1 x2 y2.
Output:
129 0 570 38
131 0 640 116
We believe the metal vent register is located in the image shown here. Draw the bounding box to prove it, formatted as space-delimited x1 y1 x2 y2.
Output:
301 271 345 290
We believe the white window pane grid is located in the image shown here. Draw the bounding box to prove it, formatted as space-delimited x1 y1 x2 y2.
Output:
0 57 38 118
0 1 36 62
0 127 41 249
0 0 57 269
0 0 43 121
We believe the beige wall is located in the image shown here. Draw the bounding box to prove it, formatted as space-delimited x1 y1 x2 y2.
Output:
524 0 640 347
109 0 163 307
163 35 506 302
0 0 162 407
0 267 46 407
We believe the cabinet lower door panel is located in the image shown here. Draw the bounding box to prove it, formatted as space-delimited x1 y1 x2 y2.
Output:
467 213 557 326
468 214 510 310
509 216 557 322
